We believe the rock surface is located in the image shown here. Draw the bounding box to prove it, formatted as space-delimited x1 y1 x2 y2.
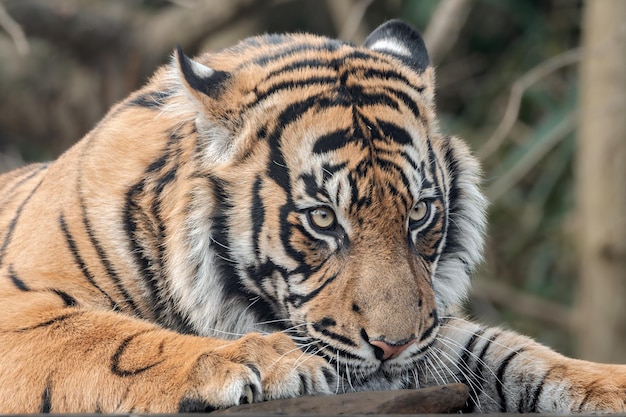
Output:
214 383 469 415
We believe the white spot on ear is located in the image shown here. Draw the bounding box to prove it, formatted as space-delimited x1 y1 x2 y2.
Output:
368 39 413 58
189 59 215 79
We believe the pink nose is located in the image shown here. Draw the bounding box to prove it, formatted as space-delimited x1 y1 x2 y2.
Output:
369 339 414 361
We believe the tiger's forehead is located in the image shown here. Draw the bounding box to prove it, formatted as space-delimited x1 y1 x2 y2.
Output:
280 103 432 217
225 35 435 157
200 33 428 94
202 32 439 210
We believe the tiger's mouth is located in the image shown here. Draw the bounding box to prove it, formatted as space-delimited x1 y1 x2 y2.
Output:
300 327 440 393
321 349 430 393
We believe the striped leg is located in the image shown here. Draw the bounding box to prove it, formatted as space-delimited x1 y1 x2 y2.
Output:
420 316 626 413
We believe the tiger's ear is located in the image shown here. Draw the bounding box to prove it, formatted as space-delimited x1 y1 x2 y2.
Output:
364 20 434 103
363 20 430 73
175 45 231 100
173 46 240 164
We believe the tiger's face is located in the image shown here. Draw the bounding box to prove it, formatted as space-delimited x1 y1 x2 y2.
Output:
166 21 486 390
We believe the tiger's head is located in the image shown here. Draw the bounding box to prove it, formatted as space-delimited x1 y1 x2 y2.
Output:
154 20 486 390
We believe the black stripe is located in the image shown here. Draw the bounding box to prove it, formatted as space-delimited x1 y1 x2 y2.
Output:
347 171 361 212
578 383 595 412
345 86 400 110
9 262 77 307
520 381 532 413
124 182 160 308
463 331 500 413
51 289 78 307
208 175 281 326
286 274 337 308
418 312 439 342
259 49 386 82
300 173 325 202
4 163 46 191
124 177 192 333
128 90 172 108
529 369 550 412
0 179 42 268
0 163 47 216
120 127 187 328
424 136 440 191
8 265 29 291
251 176 264 258
437 139 465 274
458 328 485 378
254 76 337 103
111 331 165 377
40 383 52 413
312 319 357 347
15 312 81 332
59 214 118 310
254 55 423 119
313 326 357 347
80 199 144 318
278 200 306 265
252 41 342 67
363 67 424 94
312 129 350 155
316 345 365 362
262 58 336 80
381 85 422 117
425 139 449 263
496 348 524 412
372 156 412 203
266 95 350 191
376 120 413 146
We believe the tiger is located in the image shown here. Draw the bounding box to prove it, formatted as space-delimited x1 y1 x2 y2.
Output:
0 19 625 413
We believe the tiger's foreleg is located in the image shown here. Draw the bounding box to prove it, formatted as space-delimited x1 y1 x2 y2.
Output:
0 295 336 413
424 316 626 413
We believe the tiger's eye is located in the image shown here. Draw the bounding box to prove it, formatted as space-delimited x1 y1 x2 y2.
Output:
308 207 336 230
409 201 430 223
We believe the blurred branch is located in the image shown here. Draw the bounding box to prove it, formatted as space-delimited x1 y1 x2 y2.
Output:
0 0 275 158
423 0 472 65
486 111 577 203
3 0 273 71
0 1 29 55
3 0 132 62
478 48 582 160
133 0 274 67
472 279 572 331
326 0 373 42
479 23 626 161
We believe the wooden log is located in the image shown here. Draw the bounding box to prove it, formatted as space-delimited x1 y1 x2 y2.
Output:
214 383 469 415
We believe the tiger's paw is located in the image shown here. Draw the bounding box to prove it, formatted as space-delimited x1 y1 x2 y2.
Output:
225 332 337 401
575 380 626 413
178 353 264 412
181 332 336 411
575 389 626 414
564 363 626 413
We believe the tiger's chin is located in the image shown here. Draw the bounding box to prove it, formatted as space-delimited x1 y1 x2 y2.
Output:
308 329 440 393
334 366 417 393
327 352 428 393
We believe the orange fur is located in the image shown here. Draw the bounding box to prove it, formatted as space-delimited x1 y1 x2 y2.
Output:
0 21 625 413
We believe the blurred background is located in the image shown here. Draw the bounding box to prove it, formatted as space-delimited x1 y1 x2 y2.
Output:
0 0 624 361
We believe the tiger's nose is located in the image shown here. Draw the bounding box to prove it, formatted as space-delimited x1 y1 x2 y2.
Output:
369 339 415 361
